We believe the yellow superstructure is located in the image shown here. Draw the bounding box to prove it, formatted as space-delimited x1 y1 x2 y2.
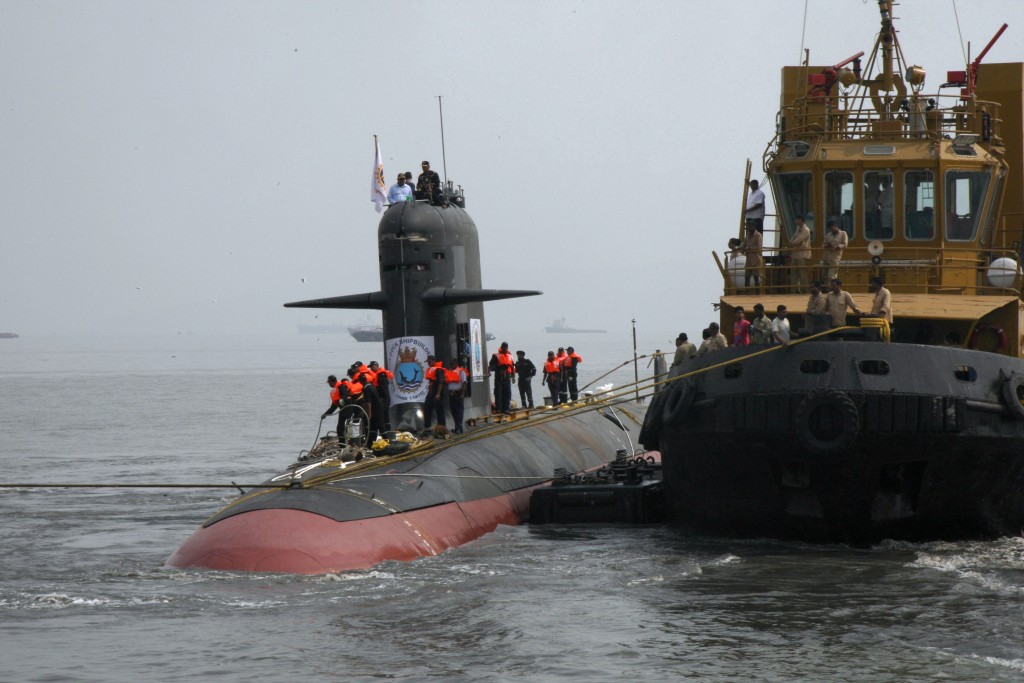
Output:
716 2 1024 357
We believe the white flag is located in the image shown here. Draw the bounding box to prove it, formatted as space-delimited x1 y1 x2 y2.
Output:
371 138 386 213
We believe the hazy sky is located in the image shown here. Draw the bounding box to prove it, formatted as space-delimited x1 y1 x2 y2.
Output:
2 0 1021 339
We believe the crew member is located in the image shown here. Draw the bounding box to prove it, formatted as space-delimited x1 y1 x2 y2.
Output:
745 179 766 234
321 375 347 442
353 362 385 440
416 161 445 206
806 281 827 316
822 220 848 281
772 305 791 346
750 303 772 344
867 276 893 323
423 355 446 430
555 347 569 404
696 323 728 356
866 276 894 338
670 334 696 368
514 350 536 409
790 215 812 290
732 307 751 346
489 342 515 413
445 358 468 434
826 278 863 327
542 351 561 406
741 224 762 289
368 360 393 428
387 173 413 204
564 346 583 401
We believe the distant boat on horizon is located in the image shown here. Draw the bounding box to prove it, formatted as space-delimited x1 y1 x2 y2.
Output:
0 332 19 339
347 323 384 342
544 317 606 334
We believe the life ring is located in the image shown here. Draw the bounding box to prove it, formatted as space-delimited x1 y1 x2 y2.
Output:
1000 375 1024 421
662 378 696 426
638 387 670 448
794 390 860 454
968 323 1007 352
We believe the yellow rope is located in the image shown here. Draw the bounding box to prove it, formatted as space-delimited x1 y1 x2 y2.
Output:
859 317 891 342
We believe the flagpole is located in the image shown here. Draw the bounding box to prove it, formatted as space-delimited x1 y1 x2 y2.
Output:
436 96 447 185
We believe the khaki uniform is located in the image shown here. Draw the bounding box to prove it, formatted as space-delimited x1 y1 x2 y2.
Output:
742 231 762 288
827 289 860 327
671 341 696 367
696 333 728 356
790 224 812 289
869 286 893 324
751 315 773 344
822 229 848 280
806 292 827 315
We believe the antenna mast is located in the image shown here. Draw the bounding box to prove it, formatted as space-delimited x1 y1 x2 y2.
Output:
437 95 448 184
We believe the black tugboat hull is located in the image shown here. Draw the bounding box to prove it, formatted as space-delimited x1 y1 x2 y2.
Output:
647 342 1024 542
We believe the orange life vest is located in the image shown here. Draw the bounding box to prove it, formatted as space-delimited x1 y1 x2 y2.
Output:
496 351 515 376
340 379 363 400
370 368 394 386
544 360 561 375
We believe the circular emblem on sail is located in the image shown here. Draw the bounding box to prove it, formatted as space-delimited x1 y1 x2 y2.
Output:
395 346 425 390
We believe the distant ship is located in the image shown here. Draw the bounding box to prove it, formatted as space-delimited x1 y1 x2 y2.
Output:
545 317 606 334
347 323 384 342
0 332 18 339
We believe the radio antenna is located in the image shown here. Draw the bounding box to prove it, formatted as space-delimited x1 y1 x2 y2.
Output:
437 95 448 184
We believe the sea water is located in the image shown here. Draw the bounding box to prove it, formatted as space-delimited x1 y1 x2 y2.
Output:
2 333 1024 682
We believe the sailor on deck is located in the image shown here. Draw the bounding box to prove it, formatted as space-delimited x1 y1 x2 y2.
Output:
387 173 413 204
822 220 848 281
826 278 864 327
696 323 728 356
790 215 812 290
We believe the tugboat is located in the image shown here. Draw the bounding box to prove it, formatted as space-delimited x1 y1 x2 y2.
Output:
644 2 1024 542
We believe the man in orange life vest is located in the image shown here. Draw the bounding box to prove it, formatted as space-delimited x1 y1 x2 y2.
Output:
489 341 515 413
555 347 569 404
563 346 583 401
351 361 385 439
423 356 446 430
368 360 393 429
322 373 361 443
542 351 561 406
445 357 468 434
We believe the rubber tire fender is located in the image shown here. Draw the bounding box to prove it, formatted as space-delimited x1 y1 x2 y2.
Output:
662 378 696 426
794 389 860 454
638 387 670 449
1001 374 1024 421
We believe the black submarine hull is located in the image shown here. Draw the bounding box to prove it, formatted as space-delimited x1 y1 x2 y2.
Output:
168 401 646 573
645 341 1024 542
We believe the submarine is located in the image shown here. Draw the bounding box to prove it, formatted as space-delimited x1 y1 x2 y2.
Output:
643 2 1024 542
167 182 649 574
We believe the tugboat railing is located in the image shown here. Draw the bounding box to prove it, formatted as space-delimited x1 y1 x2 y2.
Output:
715 244 1023 297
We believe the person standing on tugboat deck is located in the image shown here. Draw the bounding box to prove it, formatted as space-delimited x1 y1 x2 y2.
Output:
826 278 863 328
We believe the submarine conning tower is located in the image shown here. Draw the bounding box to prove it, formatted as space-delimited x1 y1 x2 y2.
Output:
285 184 540 430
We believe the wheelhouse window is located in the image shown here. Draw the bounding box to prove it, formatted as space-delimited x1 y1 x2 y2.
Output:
864 170 894 240
776 172 815 239
945 170 992 241
904 170 935 240
824 171 854 240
